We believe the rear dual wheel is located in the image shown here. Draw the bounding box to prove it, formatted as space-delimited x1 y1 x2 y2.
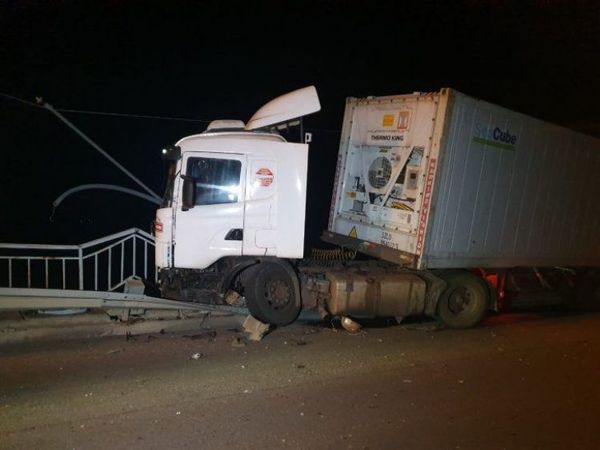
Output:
243 261 301 326
437 272 489 329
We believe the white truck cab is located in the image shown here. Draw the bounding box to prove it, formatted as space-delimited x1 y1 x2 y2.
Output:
154 87 321 324
155 86 320 271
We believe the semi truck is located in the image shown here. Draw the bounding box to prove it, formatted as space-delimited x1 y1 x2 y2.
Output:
154 86 600 329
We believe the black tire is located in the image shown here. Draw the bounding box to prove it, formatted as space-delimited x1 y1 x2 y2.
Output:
242 261 301 326
437 272 489 329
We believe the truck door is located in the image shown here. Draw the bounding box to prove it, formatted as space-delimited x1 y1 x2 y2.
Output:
242 158 277 256
174 152 246 269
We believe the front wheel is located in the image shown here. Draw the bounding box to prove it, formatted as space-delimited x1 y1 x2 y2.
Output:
437 272 489 329
242 261 301 326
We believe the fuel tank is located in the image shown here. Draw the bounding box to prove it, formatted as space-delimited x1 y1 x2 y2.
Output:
325 271 426 317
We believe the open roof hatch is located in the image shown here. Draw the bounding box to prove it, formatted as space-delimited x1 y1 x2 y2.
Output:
244 86 321 131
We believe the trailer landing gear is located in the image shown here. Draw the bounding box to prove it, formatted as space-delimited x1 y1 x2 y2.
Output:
437 272 489 329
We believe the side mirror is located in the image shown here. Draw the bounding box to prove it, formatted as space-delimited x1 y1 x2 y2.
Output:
181 175 196 211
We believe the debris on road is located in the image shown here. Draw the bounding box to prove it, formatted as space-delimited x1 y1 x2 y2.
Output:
303 328 320 335
330 320 339 332
231 337 247 348
106 348 123 355
405 323 444 332
242 315 270 341
125 331 137 342
184 330 217 341
341 316 361 334
190 353 204 360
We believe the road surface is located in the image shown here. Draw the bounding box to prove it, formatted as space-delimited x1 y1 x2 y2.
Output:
1 311 600 449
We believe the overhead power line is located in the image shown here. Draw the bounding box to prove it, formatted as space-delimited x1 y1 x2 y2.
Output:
55 108 211 122
0 91 210 122
0 91 40 107
0 91 341 133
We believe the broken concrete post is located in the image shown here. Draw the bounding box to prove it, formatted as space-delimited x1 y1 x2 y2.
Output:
124 277 146 294
224 290 242 305
242 315 270 341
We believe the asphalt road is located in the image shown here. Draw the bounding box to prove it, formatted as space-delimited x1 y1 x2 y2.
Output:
1 311 600 450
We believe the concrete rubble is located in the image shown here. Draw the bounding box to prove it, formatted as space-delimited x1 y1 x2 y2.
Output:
242 315 270 341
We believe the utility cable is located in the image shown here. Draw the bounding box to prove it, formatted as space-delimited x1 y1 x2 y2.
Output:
0 91 210 122
40 100 162 202
55 108 211 123
0 91 341 132
50 184 162 221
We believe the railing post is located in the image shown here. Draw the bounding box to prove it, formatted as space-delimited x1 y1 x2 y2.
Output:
78 247 84 290
132 235 137 278
94 254 98 291
8 259 12 288
45 258 49 288
27 258 31 288
108 247 112 290
120 242 124 284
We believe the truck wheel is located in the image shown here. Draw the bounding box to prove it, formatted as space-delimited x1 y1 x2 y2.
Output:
243 261 301 326
437 272 489 329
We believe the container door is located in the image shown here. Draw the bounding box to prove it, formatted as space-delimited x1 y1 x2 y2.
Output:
174 152 246 269
329 94 440 259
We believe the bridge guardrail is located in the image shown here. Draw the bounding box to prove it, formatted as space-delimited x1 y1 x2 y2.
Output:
0 228 156 291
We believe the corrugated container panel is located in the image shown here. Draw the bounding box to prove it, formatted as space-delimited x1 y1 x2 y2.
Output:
422 90 600 268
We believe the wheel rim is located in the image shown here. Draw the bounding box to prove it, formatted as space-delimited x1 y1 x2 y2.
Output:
448 287 473 315
264 279 291 310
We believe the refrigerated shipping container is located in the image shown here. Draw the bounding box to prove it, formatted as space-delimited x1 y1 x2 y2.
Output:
325 88 600 270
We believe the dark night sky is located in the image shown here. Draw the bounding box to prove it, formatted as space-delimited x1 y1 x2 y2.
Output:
1 0 599 247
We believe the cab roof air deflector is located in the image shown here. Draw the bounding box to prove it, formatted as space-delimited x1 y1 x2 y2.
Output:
244 86 321 131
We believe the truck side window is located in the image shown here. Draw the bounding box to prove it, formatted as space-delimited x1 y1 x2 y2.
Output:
186 157 242 205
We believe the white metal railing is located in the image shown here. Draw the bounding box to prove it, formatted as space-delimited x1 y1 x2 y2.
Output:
0 228 156 291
